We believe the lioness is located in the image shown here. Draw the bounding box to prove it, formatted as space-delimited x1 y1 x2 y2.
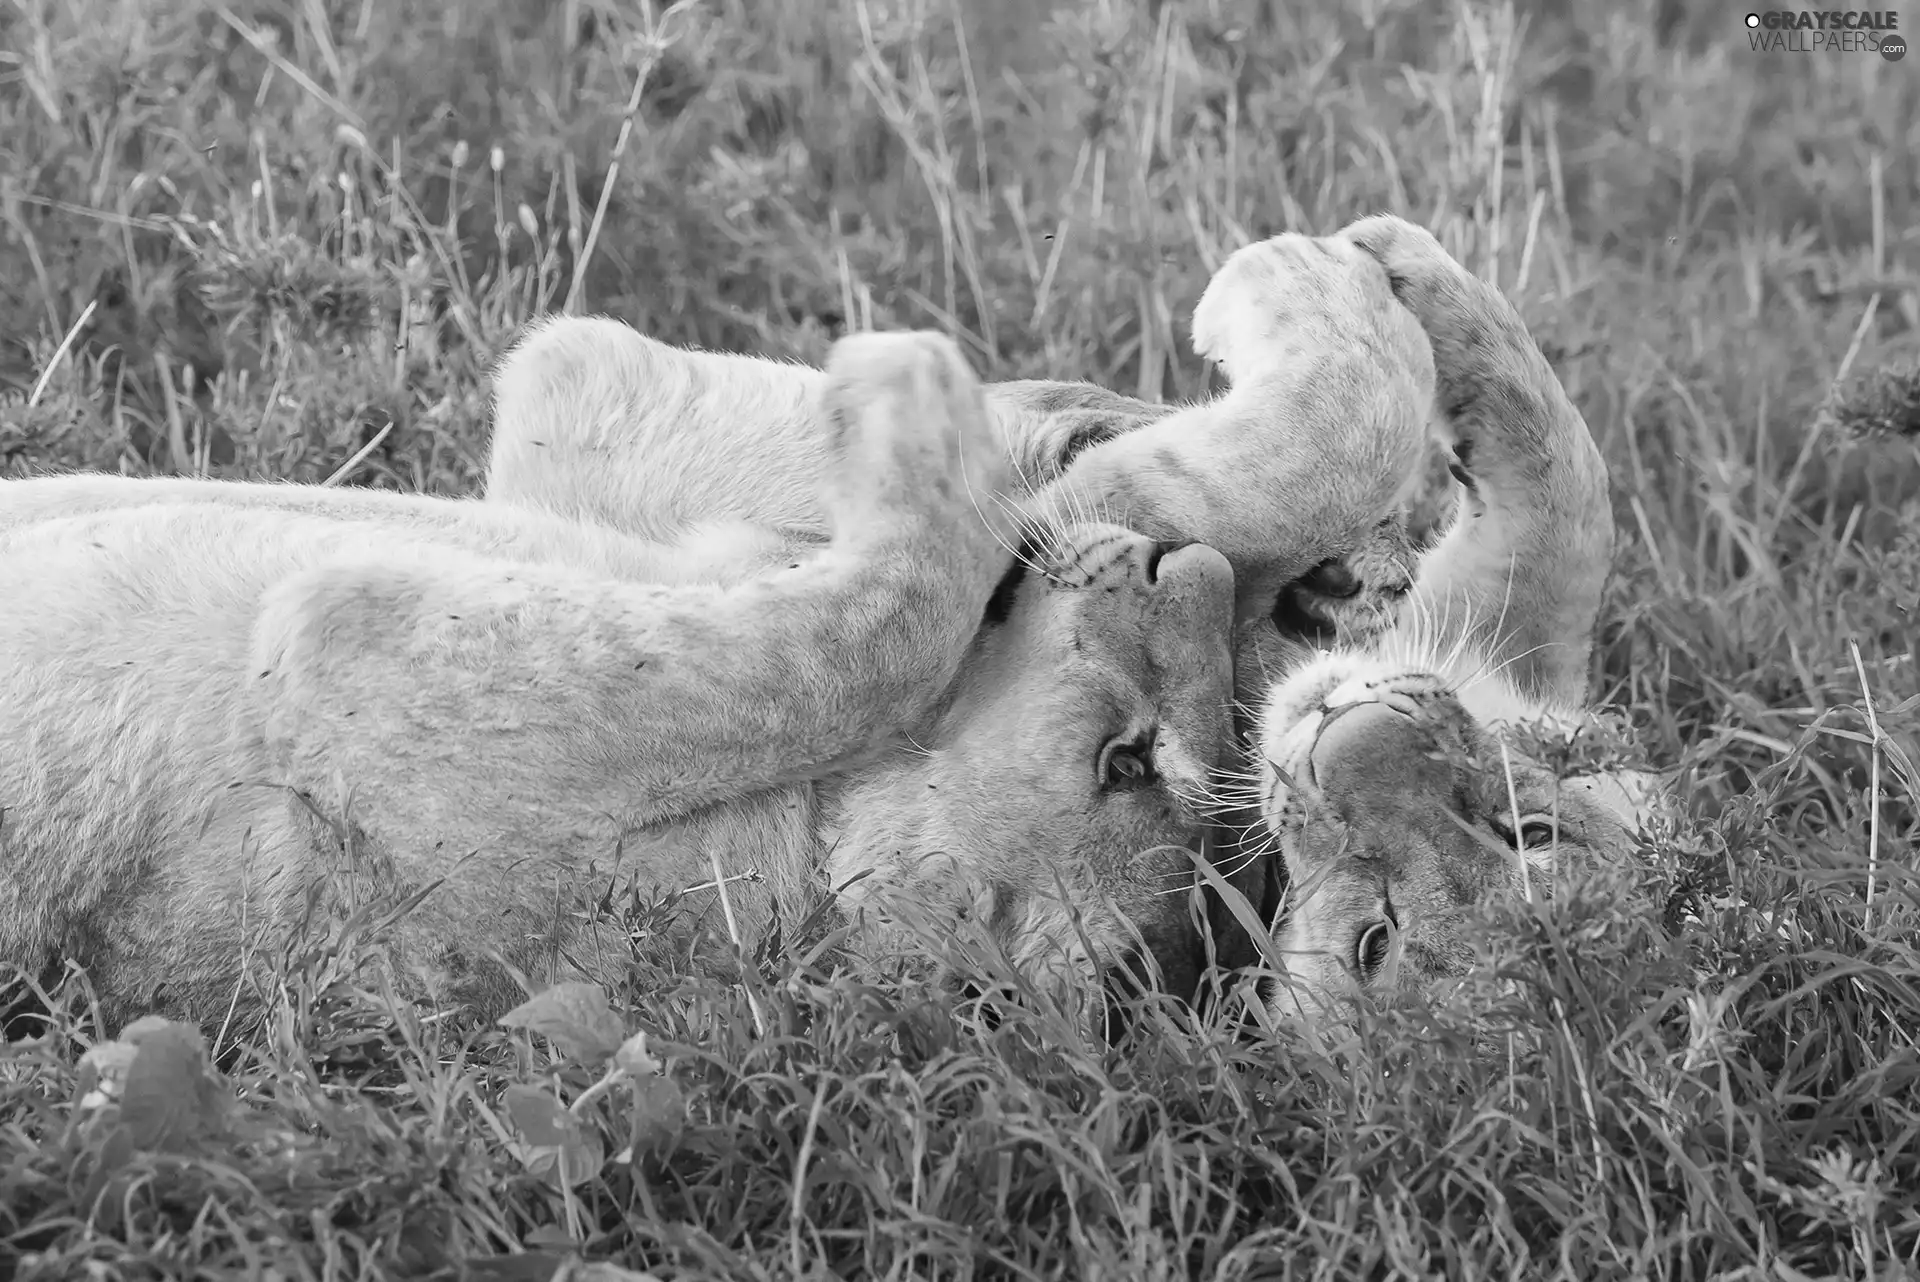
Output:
482 216 1659 1032
0 228 1432 1025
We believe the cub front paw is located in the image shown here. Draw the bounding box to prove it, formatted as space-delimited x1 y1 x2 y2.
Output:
819 331 1016 544
1190 232 1412 388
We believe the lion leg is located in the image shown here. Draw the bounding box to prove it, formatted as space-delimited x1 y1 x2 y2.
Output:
262 332 1020 831
486 316 1183 550
1340 215 1613 707
1034 231 1437 618
486 316 837 547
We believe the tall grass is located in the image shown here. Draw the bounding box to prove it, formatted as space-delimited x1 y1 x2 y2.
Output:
3 0 1918 1276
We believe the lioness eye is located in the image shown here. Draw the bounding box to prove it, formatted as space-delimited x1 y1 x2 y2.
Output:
1493 815 1559 851
1099 738 1156 790
1354 921 1393 979
1511 819 1558 850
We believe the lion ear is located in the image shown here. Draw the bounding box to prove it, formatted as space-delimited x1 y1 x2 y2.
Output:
1613 769 1672 837
1563 768 1670 838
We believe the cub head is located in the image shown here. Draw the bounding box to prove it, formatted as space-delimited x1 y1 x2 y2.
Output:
825 518 1239 1016
1249 636 1661 1033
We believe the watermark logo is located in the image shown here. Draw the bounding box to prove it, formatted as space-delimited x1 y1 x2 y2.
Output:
1744 10 1905 58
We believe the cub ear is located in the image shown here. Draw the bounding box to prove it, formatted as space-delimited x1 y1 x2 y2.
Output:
1052 405 1172 473
989 380 1176 487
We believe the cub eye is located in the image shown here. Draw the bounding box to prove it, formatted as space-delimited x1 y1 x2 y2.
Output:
1354 921 1394 980
1099 737 1157 790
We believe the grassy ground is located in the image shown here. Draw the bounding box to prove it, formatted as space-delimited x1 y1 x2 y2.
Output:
4 0 1919 1276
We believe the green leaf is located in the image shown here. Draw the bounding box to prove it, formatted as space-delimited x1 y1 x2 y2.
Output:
80 1123 136 1219
502 1084 606 1189
613 1030 658 1078
502 1084 573 1147
498 982 627 1064
117 1018 230 1152
550 1124 605 1189
626 1074 686 1160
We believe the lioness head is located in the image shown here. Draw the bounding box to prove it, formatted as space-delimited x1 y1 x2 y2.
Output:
825 517 1236 1011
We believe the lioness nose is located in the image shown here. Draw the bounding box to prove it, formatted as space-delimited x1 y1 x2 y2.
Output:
1101 928 1205 1043
1133 537 1233 594
1143 539 1191 584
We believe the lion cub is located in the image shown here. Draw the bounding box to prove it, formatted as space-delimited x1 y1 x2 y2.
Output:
0 334 1023 1020
1246 217 1660 1033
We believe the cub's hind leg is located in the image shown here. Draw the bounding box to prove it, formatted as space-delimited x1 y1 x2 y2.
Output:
486 317 836 585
